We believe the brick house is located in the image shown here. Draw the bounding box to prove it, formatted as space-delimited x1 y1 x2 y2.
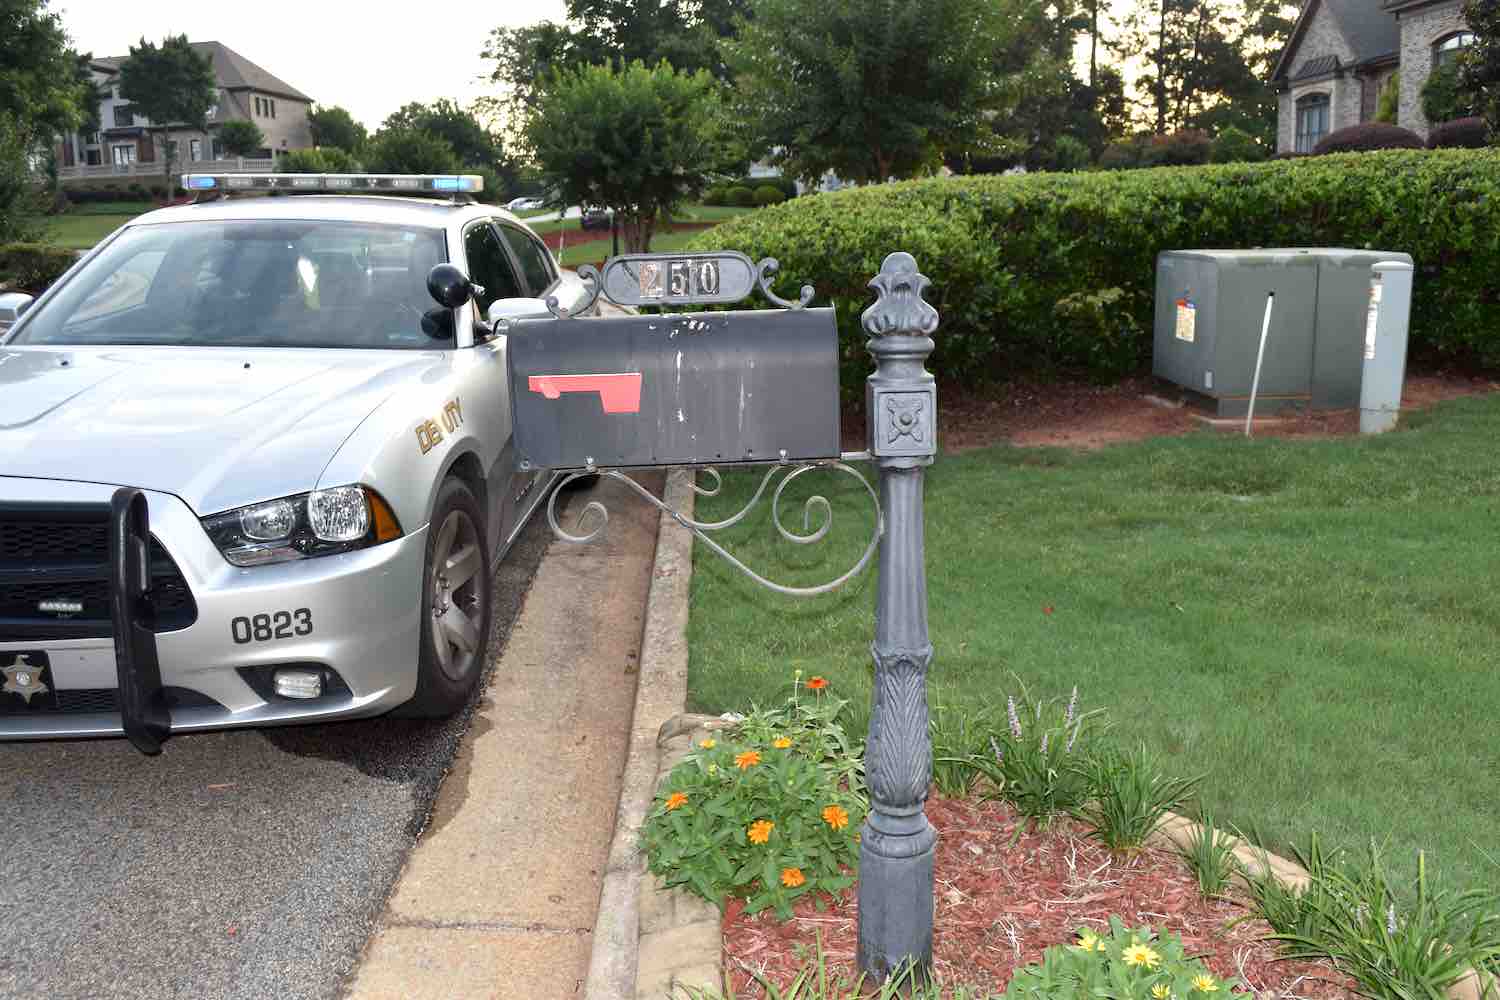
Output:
1272 0 1476 153
58 41 314 182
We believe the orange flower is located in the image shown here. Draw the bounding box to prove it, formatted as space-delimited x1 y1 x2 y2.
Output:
806 676 829 691
747 819 775 844
822 805 850 831
773 737 792 749
780 867 806 888
665 791 689 811
734 750 761 770
698 738 716 749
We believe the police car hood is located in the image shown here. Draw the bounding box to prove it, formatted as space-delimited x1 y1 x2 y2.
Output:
0 346 445 514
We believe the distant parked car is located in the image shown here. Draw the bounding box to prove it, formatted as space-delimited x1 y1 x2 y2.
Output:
505 197 544 212
580 206 613 231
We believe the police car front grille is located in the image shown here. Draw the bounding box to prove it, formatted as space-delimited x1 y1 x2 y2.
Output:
0 503 198 641
0 687 223 716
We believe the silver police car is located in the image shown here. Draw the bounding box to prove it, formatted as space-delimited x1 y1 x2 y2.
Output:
0 173 591 749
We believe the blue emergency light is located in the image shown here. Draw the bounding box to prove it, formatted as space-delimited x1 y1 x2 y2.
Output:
180 173 484 197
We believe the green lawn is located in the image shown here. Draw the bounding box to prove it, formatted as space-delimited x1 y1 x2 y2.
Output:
558 227 714 267
45 212 143 250
685 394 1500 895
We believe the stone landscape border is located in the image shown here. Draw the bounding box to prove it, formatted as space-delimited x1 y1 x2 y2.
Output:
584 470 1497 1000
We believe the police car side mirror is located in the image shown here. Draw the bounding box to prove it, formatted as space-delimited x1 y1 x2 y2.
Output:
0 292 35 332
426 264 473 310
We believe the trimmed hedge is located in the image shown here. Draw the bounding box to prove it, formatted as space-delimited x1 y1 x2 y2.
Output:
1428 116 1490 149
687 149 1500 389
0 243 79 294
753 184 786 206
1313 123 1425 154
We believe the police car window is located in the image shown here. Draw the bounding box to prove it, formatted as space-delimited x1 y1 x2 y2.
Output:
499 225 557 296
463 223 522 315
11 220 453 350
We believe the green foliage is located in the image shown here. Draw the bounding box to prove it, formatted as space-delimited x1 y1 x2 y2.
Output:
1002 916 1241 999
724 185 755 207
0 115 46 244
276 147 358 174
381 99 499 168
1241 833 1358 952
1429 116 1491 148
688 151 1500 387
1313 123 1426 154
524 60 734 252
963 689 1099 827
679 946 995 998
1050 135 1092 172
0 0 95 141
0 242 77 293
1463 0 1500 141
363 127 460 175
1209 125 1267 163
1174 811 1241 900
1423 61 1478 126
1051 286 1145 377
1141 130 1212 167
217 119 265 158
701 185 729 205
1273 844 1500 999
1078 744 1200 852
733 678 865 796
117 35 217 180
752 184 785 206
639 729 863 919
307 105 367 153
729 0 1016 184
1376 73 1401 124
928 701 994 798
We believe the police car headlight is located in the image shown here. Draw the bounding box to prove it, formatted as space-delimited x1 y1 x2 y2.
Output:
202 486 403 567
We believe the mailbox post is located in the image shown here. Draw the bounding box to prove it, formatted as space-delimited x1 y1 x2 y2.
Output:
857 252 939 979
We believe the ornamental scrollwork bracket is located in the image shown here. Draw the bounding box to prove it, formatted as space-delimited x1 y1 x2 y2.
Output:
546 461 883 598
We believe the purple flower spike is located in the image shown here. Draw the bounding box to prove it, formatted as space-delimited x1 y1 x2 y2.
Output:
1065 686 1078 726
1040 731 1049 754
990 736 1004 766
1007 696 1022 740
1386 903 1397 935
1066 720 1080 754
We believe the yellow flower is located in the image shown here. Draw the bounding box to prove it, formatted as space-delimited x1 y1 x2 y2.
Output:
665 791 688 811
735 750 761 770
1075 930 1100 952
1123 945 1161 970
1152 985 1172 999
1191 975 1218 993
780 867 806 888
747 819 775 844
699 738 716 749
773 737 792 749
822 805 850 831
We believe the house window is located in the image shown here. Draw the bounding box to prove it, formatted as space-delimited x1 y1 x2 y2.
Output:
113 104 134 128
1435 32 1476 68
254 97 262 116
111 144 136 166
1295 93 1330 153
190 139 203 161
270 99 277 119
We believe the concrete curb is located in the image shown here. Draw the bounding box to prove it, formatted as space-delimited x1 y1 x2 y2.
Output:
584 469 701 1000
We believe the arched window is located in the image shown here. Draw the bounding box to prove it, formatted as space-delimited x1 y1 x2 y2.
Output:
1435 31 1476 68
1295 93 1330 152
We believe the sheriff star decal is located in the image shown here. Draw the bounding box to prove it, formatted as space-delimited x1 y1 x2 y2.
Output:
2 654 49 704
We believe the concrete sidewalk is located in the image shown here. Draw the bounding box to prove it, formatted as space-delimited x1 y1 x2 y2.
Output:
347 473 664 1000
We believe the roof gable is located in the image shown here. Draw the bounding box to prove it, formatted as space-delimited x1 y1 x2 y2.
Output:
98 41 312 103
1274 0 1400 81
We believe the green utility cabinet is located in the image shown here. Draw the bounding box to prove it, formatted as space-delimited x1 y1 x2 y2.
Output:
1153 248 1414 417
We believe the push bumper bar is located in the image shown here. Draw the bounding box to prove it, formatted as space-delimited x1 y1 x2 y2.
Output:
109 488 170 755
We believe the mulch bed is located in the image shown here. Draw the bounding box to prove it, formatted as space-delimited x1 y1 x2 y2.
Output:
722 795 1355 997
537 219 716 252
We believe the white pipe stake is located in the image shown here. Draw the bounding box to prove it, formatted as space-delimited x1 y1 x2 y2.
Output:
1245 293 1276 437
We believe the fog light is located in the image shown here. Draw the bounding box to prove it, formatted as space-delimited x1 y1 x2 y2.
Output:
273 668 323 700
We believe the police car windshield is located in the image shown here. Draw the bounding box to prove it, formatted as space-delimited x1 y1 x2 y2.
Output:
12 220 453 350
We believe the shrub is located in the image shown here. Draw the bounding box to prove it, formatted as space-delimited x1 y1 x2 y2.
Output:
1209 125 1268 164
1097 137 1146 170
1001 916 1242 999
753 184 786 206
702 185 729 205
963 688 1101 828
688 149 1500 387
1428 115 1490 148
1375 73 1400 124
1142 130 1212 167
725 184 756 207
1312 122 1425 154
1423 61 1477 126
1050 135 1092 172
0 243 78 293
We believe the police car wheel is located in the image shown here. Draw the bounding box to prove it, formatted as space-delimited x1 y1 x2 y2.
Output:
402 478 492 717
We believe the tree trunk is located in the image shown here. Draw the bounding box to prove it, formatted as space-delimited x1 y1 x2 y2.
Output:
162 128 174 203
1090 0 1099 90
1156 3 1169 135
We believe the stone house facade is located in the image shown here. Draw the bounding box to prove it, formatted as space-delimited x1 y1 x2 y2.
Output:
59 41 314 181
1272 0 1476 153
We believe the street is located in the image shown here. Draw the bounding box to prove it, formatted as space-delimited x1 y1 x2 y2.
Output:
0 506 553 1000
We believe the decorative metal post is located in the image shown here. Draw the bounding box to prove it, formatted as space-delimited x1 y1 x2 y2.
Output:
857 252 939 980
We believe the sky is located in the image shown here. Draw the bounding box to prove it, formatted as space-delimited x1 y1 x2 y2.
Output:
54 0 569 130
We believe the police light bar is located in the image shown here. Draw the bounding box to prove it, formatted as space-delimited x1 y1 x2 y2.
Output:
182 173 484 195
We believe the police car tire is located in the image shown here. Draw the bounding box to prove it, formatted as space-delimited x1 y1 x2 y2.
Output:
401 478 492 718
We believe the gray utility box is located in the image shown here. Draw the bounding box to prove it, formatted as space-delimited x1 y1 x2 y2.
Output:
1154 248 1414 417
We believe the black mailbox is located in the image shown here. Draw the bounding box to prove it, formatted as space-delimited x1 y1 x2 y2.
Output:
507 307 841 469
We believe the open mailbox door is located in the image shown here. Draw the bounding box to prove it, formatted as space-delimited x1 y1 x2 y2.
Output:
505 252 841 470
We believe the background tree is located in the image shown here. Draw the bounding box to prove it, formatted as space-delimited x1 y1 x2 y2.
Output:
1375 74 1401 123
277 146 358 174
307 104 366 154
118 35 217 194
1462 0 1500 140
363 127 461 174
523 60 734 252
730 0 1013 184
380 99 500 167
217 118 264 158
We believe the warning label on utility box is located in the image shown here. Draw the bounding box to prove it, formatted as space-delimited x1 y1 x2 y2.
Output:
1365 276 1382 360
1174 299 1196 343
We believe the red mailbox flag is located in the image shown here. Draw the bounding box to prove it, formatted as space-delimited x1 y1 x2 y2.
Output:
527 373 643 414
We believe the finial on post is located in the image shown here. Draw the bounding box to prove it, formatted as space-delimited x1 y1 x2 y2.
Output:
861 252 939 338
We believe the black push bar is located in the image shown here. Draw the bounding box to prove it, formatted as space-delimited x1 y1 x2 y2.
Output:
108 488 170 755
